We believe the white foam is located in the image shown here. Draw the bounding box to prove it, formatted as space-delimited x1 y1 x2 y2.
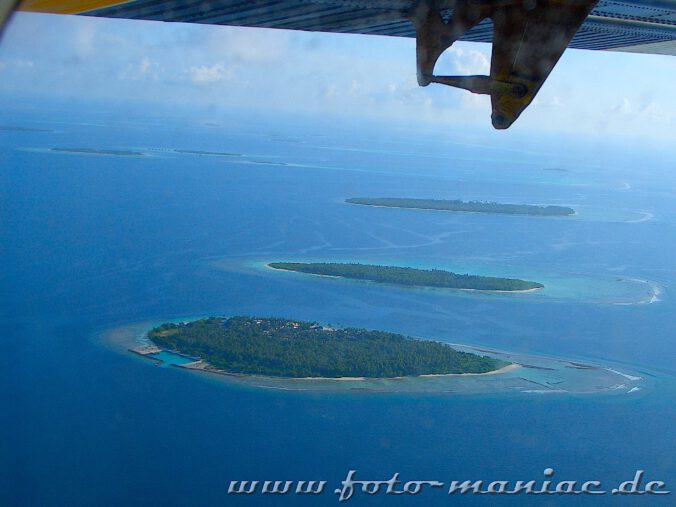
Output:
612 279 662 306
649 286 663 304
625 211 654 223
606 368 642 382
522 389 567 394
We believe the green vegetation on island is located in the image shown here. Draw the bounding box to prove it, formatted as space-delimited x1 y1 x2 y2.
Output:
268 262 543 291
148 317 507 378
51 147 144 156
346 197 574 216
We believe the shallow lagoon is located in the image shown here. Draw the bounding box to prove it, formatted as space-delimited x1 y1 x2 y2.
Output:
104 320 653 396
215 257 660 306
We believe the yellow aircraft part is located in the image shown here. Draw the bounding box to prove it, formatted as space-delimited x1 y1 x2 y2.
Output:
18 0 131 14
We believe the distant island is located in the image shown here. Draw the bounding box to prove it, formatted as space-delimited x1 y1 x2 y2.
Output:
346 197 574 216
268 262 543 292
147 317 508 378
1 125 53 132
246 160 289 166
51 147 144 156
174 149 241 157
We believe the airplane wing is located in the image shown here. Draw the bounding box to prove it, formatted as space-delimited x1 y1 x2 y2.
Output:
12 0 676 128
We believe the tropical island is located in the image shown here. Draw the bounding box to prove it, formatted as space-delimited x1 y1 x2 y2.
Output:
346 197 575 216
268 262 544 292
51 147 144 156
147 316 508 378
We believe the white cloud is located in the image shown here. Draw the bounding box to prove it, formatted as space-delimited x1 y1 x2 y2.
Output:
207 27 290 64
14 59 34 69
611 97 632 115
461 92 490 110
607 97 673 126
139 57 151 74
73 17 98 60
440 46 490 75
118 57 161 81
188 63 232 84
2 13 674 141
531 95 565 109
550 96 564 108
637 101 673 124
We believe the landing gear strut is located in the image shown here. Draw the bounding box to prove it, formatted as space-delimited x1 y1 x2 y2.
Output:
410 0 598 129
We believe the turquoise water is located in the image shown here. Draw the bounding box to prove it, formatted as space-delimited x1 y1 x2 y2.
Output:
233 257 657 305
1 107 675 506
114 323 652 395
147 351 196 368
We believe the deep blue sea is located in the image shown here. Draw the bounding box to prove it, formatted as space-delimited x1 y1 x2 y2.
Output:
1 106 675 506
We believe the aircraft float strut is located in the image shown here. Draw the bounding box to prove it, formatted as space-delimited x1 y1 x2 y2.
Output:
410 0 598 129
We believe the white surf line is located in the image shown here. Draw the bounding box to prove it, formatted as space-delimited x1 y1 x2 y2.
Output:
360 231 398 248
624 211 654 223
612 278 662 306
605 368 642 382
650 286 663 304
296 233 332 254
252 384 309 391
521 389 567 394
322 230 459 252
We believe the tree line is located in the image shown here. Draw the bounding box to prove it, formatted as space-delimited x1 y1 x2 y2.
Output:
148 317 506 378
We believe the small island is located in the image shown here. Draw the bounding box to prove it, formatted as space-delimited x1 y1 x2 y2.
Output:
268 262 543 292
51 147 144 156
146 317 507 378
1 125 53 132
174 149 241 157
346 197 574 216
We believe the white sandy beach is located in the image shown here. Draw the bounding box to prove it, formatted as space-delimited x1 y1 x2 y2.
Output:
417 363 522 378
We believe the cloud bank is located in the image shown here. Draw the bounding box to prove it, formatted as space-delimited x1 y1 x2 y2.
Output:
0 12 674 141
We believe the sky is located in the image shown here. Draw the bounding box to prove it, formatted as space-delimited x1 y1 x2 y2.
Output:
0 11 675 144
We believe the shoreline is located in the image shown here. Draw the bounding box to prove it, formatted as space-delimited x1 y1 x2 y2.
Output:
265 264 543 294
189 362 523 382
417 363 522 378
102 321 650 396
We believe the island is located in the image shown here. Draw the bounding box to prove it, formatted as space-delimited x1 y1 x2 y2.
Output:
268 262 543 291
174 149 241 157
51 147 144 156
0 125 53 132
146 317 508 378
346 197 574 216
247 160 289 166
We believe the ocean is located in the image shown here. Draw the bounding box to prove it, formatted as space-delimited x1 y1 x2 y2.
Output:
1 106 674 506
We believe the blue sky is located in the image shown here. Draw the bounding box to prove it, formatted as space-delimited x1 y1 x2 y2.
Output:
1 11 675 143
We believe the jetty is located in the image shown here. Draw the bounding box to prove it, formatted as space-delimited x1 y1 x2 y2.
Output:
129 344 162 356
